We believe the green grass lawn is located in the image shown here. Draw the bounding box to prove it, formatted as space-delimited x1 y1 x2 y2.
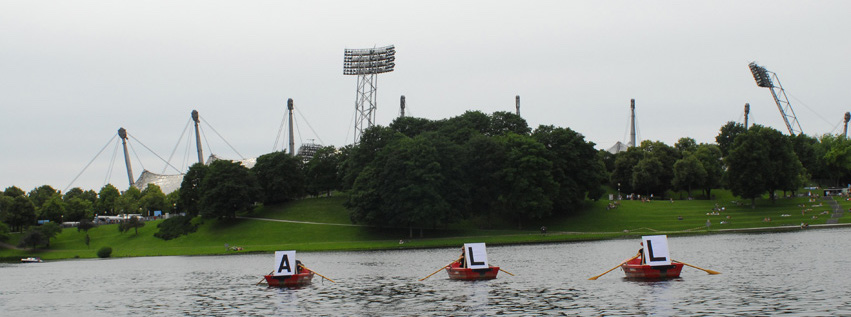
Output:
2 190 848 261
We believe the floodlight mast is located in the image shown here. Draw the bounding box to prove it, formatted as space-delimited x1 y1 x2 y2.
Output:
344 45 396 144
748 62 803 136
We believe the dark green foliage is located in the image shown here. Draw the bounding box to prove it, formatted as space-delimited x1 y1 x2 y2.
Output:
253 151 305 204
3 186 25 198
0 221 9 242
305 146 340 197
6 195 36 232
39 195 65 223
533 125 606 214
154 215 198 240
118 216 145 235
178 163 208 217
18 228 46 249
716 121 746 158
199 160 261 220
97 246 112 258
96 184 121 215
140 184 167 217
28 185 57 211
725 125 803 207
38 222 62 247
64 197 92 222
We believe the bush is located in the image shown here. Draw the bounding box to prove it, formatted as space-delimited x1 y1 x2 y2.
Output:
97 246 113 258
154 215 198 240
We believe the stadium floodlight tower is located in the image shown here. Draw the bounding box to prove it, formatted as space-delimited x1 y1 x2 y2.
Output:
748 62 803 136
344 45 396 144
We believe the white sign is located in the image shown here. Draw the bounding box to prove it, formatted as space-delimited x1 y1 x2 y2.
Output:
273 250 297 276
464 243 489 269
642 235 671 266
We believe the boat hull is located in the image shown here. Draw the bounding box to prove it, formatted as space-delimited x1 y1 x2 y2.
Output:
621 258 683 279
264 270 314 287
20 257 42 263
445 262 499 280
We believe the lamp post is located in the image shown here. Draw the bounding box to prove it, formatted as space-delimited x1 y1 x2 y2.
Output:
617 183 621 200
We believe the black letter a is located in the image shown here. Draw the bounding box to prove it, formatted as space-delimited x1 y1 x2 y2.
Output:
278 254 291 273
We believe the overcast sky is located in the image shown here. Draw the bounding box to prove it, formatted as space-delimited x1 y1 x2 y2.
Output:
2 1 849 193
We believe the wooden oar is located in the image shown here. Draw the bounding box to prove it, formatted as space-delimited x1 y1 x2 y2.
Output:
419 255 463 281
300 264 336 283
673 260 721 275
256 271 273 285
498 268 515 276
588 253 640 280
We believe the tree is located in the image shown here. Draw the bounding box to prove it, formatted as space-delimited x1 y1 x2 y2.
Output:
674 137 698 156
819 134 851 186
305 146 340 197
493 133 556 228
694 144 723 198
488 111 531 136
96 184 121 215
631 157 666 196
140 184 167 217
40 195 66 223
532 125 605 215
28 185 58 212
64 198 93 222
725 125 802 207
119 216 145 235
3 186 25 198
7 195 36 232
716 121 747 158
199 160 262 220
78 218 97 248
178 163 208 217
672 154 707 198
638 140 678 195
253 151 305 204
116 187 142 215
17 228 46 249
610 148 643 195
38 222 62 247
340 126 403 190
0 221 10 242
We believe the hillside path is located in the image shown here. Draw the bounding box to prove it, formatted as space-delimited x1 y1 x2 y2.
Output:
236 216 366 227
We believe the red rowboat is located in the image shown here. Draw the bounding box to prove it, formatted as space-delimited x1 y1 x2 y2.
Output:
620 257 683 279
263 268 315 287
445 261 499 280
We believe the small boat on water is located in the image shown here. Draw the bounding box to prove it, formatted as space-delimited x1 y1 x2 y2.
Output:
20 257 42 263
445 261 499 280
263 268 314 287
621 257 683 279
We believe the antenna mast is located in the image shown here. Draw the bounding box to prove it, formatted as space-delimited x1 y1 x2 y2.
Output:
288 98 295 155
191 110 203 164
629 99 637 147
744 103 750 129
118 127 134 187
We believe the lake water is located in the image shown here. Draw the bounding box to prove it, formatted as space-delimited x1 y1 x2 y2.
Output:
2 227 850 316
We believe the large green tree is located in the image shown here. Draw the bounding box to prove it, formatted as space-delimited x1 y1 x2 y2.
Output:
253 151 304 204
116 187 142 215
725 125 803 207
672 154 707 198
819 134 851 186
305 146 340 197
28 185 58 212
64 198 93 222
694 144 723 198
140 184 167 217
7 195 36 232
178 163 209 217
39 195 66 223
493 133 556 229
96 184 121 215
716 121 747 158
532 125 605 214
199 160 261 220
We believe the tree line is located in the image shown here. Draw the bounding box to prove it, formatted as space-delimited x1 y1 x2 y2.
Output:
5 112 851 245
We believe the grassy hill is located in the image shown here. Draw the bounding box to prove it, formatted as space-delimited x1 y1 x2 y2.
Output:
2 190 849 261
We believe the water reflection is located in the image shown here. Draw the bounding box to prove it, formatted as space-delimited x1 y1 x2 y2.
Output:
2 227 851 315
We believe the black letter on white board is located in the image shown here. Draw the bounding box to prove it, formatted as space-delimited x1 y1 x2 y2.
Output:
278 254 291 273
468 247 485 266
646 240 666 262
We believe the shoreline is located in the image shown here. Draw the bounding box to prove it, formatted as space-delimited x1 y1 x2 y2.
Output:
3 222 849 263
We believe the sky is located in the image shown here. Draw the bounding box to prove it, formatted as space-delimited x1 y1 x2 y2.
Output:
2 0 850 193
